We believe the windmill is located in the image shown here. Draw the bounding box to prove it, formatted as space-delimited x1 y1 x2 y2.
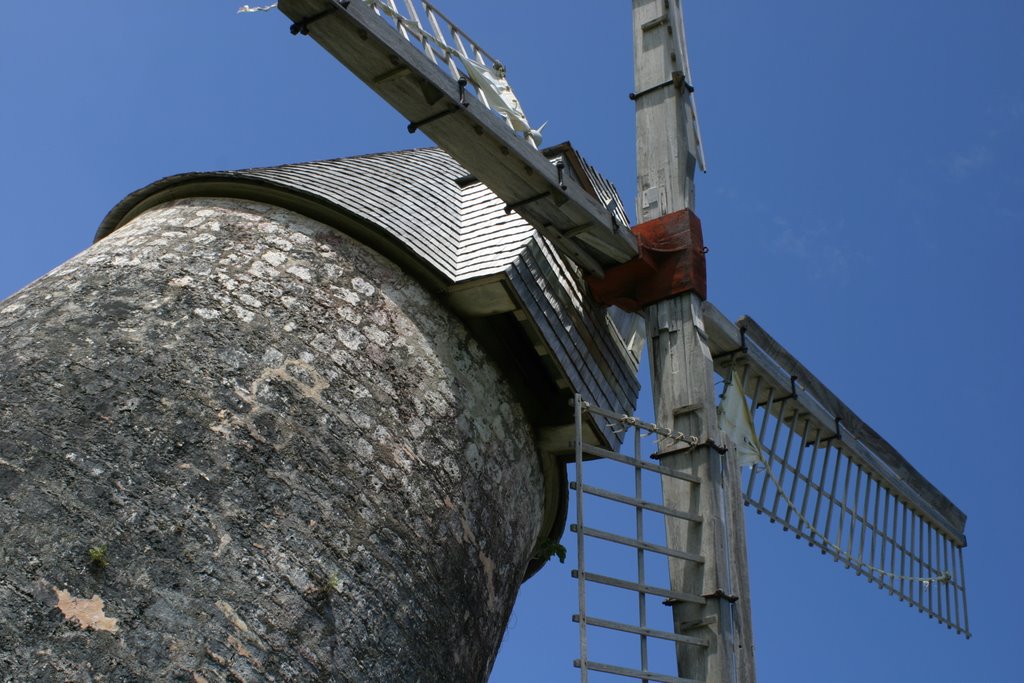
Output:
266 1 971 680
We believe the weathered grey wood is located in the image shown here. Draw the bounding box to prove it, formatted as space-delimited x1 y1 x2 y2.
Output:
573 570 706 605
723 436 758 680
646 294 746 683
633 0 702 217
738 315 967 537
97 148 642 453
582 442 702 483
575 614 710 647
634 1 753 680
571 482 704 523
577 614 712 647
704 300 971 634
580 659 704 683
572 523 706 564
701 300 967 546
277 0 637 271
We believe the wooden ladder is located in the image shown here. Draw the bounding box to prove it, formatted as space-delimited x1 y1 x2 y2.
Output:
572 396 713 683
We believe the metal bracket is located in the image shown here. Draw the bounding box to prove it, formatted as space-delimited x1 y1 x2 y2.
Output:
555 160 568 190
777 375 799 402
755 376 799 409
822 416 844 444
407 79 469 133
703 588 740 604
651 437 728 460
712 326 749 361
640 15 670 32
289 4 346 36
629 70 695 101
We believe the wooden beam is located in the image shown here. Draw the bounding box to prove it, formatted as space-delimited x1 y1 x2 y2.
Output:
646 293 752 683
445 276 517 317
632 0 702 217
634 1 753 680
701 301 968 545
277 0 637 273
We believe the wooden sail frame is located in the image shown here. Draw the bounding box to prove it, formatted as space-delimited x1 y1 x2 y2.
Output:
703 302 970 637
270 0 973 676
278 0 638 275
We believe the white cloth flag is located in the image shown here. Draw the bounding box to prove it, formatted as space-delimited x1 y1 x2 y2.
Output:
238 4 278 13
718 369 763 467
458 56 545 148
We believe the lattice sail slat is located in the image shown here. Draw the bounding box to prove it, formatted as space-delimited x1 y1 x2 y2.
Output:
703 303 970 637
362 0 541 142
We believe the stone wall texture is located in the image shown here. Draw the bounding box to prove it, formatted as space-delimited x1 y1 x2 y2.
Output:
0 197 544 682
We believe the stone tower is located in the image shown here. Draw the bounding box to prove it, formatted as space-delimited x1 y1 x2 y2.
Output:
0 147 639 680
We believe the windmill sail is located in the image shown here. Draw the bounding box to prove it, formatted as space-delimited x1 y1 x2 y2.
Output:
277 0 638 275
702 303 970 637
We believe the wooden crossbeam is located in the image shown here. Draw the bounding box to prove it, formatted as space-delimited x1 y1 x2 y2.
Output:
702 301 970 637
277 0 637 274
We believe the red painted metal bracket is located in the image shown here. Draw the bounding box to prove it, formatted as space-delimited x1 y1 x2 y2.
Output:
586 209 707 311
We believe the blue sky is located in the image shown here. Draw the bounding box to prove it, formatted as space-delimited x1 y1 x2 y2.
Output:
2 2 1021 681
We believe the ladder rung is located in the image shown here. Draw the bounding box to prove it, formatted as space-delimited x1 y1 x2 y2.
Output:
582 443 702 483
572 482 703 523
573 614 709 647
572 524 705 564
572 570 706 605
574 658 704 683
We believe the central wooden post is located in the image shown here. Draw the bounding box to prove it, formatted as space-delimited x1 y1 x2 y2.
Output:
632 1 755 680
646 293 755 682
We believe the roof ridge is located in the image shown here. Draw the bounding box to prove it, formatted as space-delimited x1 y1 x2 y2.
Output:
228 147 454 175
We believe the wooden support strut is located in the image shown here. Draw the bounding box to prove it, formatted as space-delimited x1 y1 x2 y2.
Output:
585 209 707 311
628 0 754 678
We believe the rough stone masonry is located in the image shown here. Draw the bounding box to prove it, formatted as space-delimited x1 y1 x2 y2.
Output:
0 197 544 681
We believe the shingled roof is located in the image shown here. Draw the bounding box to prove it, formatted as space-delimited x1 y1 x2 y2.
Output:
98 146 642 453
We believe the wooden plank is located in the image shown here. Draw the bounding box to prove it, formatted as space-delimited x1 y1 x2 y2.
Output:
722 432 758 681
632 0 701 218
512 246 637 417
701 301 967 546
578 659 704 683
573 570 706 605
571 482 704 523
581 442 702 483
739 314 967 535
645 293 740 683
277 0 637 272
285 0 593 249
526 238 640 407
574 614 710 647
632 8 748 678
571 523 706 563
